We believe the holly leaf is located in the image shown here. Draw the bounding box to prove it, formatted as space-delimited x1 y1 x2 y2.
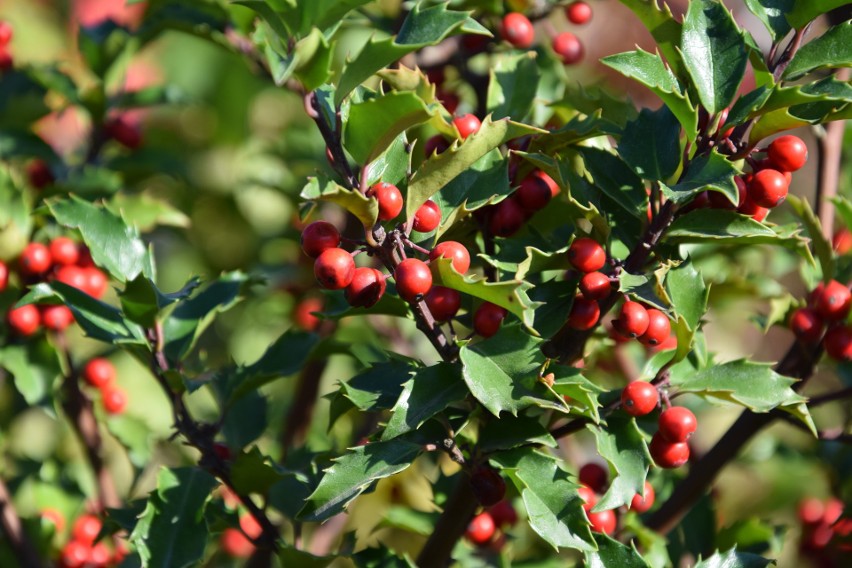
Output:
487 51 540 121
786 195 834 282
300 175 379 229
661 150 739 206
784 22 852 80
343 91 432 164
786 0 851 29
616 0 684 78
382 363 467 441
0 341 60 405
619 106 681 181
743 0 794 41
585 534 651 568
334 359 415 415
578 147 647 224
588 416 652 511
479 413 557 452
694 548 775 568
666 258 709 355
430 149 510 231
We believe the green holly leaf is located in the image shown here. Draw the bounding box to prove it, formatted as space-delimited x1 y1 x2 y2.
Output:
298 440 422 521
0 341 60 405
344 91 432 164
694 548 775 568
490 447 596 552
334 359 415 415
382 363 467 441
0 129 60 161
430 149 510 232
487 51 541 121
666 258 709 357
617 0 684 78
107 414 153 467
301 175 379 229
786 195 834 282
661 150 739 206
365 132 410 187
619 106 681 181
743 0 794 40
479 413 557 452
589 415 652 511
231 447 308 496
786 0 850 29
785 22 852 80
578 147 647 224
551 366 606 422
585 534 651 568
681 0 749 115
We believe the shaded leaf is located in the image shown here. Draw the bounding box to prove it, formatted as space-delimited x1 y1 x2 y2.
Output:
301 175 379 229
619 106 681 181
743 0 794 40
661 150 739 206
586 534 651 568
786 0 851 29
344 91 431 164
617 0 685 78
382 363 467 441
487 51 540 121
784 22 852 80
589 415 652 511
694 548 775 568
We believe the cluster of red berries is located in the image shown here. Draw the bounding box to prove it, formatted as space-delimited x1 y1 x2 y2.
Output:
57 514 126 568
482 168 561 239
574 462 656 535
566 237 609 330
465 500 518 549
611 299 672 347
798 496 851 560
0 20 13 72
83 358 127 416
788 279 852 360
2 238 108 337
220 513 262 558
499 2 591 65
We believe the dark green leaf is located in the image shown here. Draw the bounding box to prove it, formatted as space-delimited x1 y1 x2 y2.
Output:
619 106 681 181
430 149 509 225
681 0 749 115
784 22 852 80
300 175 379 229
743 0 794 40
486 51 540 121
231 447 308 496
0 341 60 405
786 0 850 29
786 195 834 282
661 150 739 206
382 363 467 441
585 534 651 568
366 132 410 187
588 415 652 511
344 91 432 164
694 548 775 568
0 129 60 161
221 390 268 447
0 71 50 129
479 413 556 452
337 359 415 412
617 0 685 78
578 147 646 222
119 275 161 328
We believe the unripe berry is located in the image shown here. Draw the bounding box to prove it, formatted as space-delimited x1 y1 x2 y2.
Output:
748 169 788 208
50 237 80 266
394 258 432 302
630 481 656 513
19 243 52 276
568 237 605 273
314 248 356 290
40 508 66 532
470 466 506 507
293 297 323 331
345 267 386 308
649 432 690 468
824 325 852 361
579 271 611 301
577 484 597 512
368 182 404 221
658 406 697 443
615 301 650 338
587 509 616 534
517 171 554 211
768 135 808 172
553 32 583 65
474 302 507 338
430 241 471 273
638 309 671 346
221 527 254 557
7 305 40 336
453 114 481 139
565 1 593 25
466 512 495 545
812 279 851 321
413 199 441 232
501 13 535 49
789 307 824 343
424 135 450 157
578 462 608 493
72 514 102 545
41 305 74 331
621 381 659 416
102 386 127 415
568 297 600 330
489 197 525 237
425 286 461 322
301 221 341 258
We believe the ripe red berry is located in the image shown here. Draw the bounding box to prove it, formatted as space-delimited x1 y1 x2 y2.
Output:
789 307 824 343
453 114 481 140
56 265 87 291
424 135 450 157
568 237 606 273
102 386 127 415
470 466 506 507
812 279 851 321
301 221 341 258
83 267 108 299
221 527 254 557
566 1 593 24
658 407 697 443
615 301 650 338
490 197 525 237
105 116 142 149
517 171 554 212
553 32 583 65
474 302 507 338
833 228 852 254
568 296 600 330
748 169 789 208
501 13 535 49
649 432 690 468
579 271 611 301
738 197 770 222
394 258 432 302
49 237 80 267
239 514 262 539
7 305 40 336
41 305 74 331
621 381 659 417
824 325 852 361
430 241 471 273
799 497 826 525
639 309 671 346
84 358 115 388
61 541 91 568
293 297 323 331
577 484 597 512
425 286 461 322
578 462 608 494
630 481 655 513
0 21 13 45
27 159 54 189
314 248 356 290
368 182 404 221
489 500 518 528
768 135 808 172
465 512 495 545
0 261 7 292
90 542 111 566
19 243 52 275
413 199 441 232
344 267 386 308
587 509 616 534
72 514 102 545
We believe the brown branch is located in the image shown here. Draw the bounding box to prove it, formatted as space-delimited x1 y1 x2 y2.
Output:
0 477 44 568
815 68 850 239
306 92 360 191
415 472 478 568
770 23 812 81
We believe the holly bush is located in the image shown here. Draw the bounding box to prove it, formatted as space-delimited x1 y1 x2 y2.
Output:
0 0 850 566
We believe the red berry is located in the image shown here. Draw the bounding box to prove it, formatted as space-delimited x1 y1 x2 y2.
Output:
413 199 441 232
587 509 616 534
425 286 461 322
568 237 606 273
489 197 525 237
102 386 127 415
566 1 593 25
41 305 74 331
501 13 535 48
768 135 808 172
0 49 12 72
314 248 356 290
239 513 262 539
790 307 824 343
465 512 495 545
61 541 91 568
488 500 518 528
517 171 554 212
105 116 142 149
90 542 110 566
7 305 40 336
822 497 843 525
301 221 341 258
615 301 650 338
470 466 506 507
50 237 80 266
0 21 13 45
833 228 852 254
41 508 66 532
658 407 697 443
293 297 323 331
19 242 52 275
748 169 789 208
553 32 583 65
83 267 108 299
56 265 88 290
577 484 597 512
394 258 432 302
344 267 386 308
579 463 608 494
799 498 826 525
474 302 507 338
579 271 611 301
638 309 671 346
738 197 770 222
812 279 851 321
424 135 450 157
430 241 471 273
27 159 54 189
221 527 254 557
568 296 600 330
649 432 690 468
453 114 481 140
72 514 102 545
368 182 404 221
630 481 656 513
824 325 852 361
621 381 659 417
0 261 7 292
